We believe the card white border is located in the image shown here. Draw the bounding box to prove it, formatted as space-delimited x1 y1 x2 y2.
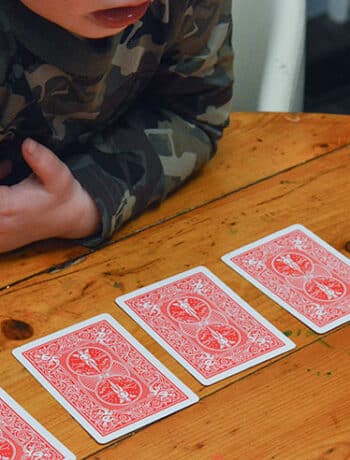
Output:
13 314 198 444
0 387 75 459
116 266 295 385
221 224 350 334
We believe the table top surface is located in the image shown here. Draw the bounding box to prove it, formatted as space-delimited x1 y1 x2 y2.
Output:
0 112 349 460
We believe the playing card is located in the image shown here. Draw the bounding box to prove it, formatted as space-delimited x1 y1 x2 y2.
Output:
13 314 198 444
0 387 75 459
222 224 350 333
116 267 295 385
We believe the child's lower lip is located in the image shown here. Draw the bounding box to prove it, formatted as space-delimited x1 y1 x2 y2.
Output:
91 1 150 29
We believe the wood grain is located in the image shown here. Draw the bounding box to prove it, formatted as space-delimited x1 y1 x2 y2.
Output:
0 112 350 288
0 139 348 458
88 325 349 460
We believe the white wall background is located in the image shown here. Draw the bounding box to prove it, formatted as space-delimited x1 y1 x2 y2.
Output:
231 0 306 112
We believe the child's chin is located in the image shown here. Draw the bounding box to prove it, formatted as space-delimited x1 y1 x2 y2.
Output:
69 26 126 40
70 20 126 39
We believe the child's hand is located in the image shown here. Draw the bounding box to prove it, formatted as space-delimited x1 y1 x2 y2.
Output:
0 139 101 253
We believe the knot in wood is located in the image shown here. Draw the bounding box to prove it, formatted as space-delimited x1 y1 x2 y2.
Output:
1 319 33 340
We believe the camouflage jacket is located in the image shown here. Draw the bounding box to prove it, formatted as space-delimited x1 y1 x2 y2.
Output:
0 0 233 246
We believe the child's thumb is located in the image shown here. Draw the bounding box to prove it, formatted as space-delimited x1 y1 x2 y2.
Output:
22 138 68 190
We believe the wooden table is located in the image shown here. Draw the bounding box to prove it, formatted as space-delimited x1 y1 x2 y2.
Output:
0 112 349 460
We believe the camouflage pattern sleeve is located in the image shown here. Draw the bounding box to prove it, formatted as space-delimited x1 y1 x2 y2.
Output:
67 0 233 247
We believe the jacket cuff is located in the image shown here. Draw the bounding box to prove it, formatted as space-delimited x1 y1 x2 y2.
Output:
65 154 125 247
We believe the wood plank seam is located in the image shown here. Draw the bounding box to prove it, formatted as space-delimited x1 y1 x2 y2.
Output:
1 144 349 292
85 322 349 459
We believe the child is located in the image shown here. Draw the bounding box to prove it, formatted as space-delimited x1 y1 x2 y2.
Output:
0 0 233 252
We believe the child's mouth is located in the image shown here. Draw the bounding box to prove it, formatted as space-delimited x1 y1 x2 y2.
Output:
91 1 150 29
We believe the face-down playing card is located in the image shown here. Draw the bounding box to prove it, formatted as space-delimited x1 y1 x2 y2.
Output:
0 387 75 459
13 314 198 444
222 224 350 333
116 266 295 385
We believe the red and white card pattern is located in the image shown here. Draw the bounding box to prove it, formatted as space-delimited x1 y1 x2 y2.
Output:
12 315 198 444
222 224 350 334
116 267 295 385
0 388 75 459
